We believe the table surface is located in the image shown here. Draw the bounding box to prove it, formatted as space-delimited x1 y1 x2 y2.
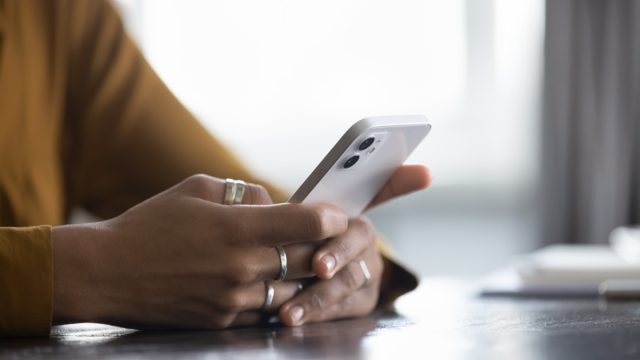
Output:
3 278 640 360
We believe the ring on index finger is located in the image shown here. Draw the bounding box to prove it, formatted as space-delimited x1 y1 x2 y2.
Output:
233 180 246 204
224 178 246 205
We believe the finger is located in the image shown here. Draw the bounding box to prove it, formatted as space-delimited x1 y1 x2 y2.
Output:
365 165 432 211
230 311 264 327
278 259 372 326
311 217 375 279
306 288 377 324
227 203 348 246
230 280 316 327
177 174 225 202
214 280 304 314
246 280 304 312
255 242 319 281
222 241 322 285
176 174 273 205
240 183 274 205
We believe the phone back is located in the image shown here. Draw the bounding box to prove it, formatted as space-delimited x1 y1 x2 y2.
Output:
289 115 430 218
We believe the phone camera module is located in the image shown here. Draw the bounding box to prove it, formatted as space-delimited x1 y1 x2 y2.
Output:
343 155 360 168
358 137 375 151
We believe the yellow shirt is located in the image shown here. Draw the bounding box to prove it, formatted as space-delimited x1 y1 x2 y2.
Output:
0 0 416 337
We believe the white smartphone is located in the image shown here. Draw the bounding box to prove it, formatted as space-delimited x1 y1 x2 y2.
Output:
289 115 431 218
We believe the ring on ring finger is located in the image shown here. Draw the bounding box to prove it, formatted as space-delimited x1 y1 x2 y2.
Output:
357 258 371 287
262 280 275 311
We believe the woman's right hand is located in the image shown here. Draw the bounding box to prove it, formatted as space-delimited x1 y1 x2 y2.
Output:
52 175 348 329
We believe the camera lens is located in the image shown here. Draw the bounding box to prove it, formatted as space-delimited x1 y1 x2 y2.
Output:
359 137 375 151
343 155 360 168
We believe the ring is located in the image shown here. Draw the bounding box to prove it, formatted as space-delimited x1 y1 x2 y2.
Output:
224 178 237 205
262 280 275 311
224 178 246 205
233 180 246 204
274 246 288 281
358 258 371 286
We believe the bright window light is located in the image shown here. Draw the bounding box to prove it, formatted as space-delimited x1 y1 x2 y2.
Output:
115 0 542 192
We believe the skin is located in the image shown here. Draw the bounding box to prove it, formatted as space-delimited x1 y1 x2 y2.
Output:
52 164 431 329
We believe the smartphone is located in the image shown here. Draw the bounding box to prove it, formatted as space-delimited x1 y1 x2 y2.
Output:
289 115 431 218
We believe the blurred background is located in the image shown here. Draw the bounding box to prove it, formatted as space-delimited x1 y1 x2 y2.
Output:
112 0 543 278
111 0 640 279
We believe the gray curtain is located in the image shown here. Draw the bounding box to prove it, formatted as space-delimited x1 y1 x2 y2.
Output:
542 0 640 245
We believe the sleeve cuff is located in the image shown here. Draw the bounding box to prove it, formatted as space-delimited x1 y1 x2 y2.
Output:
0 226 53 337
376 237 419 307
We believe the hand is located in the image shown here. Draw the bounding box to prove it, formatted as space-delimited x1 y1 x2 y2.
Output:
52 174 349 329
279 164 431 326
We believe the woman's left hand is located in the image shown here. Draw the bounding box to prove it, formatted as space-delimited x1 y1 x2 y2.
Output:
279 164 431 326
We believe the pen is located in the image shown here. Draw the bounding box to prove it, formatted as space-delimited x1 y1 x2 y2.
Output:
599 279 640 300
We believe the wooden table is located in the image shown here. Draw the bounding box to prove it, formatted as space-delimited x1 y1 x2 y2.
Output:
3 279 640 359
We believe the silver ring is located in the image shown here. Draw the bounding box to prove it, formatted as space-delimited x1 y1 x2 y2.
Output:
358 258 371 286
223 178 246 205
233 180 246 204
223 178 237 205
262 280 275 311
275 246 288 281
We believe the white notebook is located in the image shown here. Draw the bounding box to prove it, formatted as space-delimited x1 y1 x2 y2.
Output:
481 244 640 297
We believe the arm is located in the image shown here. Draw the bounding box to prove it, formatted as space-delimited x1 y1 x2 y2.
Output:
63 0 422 327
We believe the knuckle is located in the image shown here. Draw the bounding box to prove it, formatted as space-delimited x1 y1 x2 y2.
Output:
234 267 257 285
226 254 258 285
184 174 211 189
181 174 215 198
343 263 362 291
308 292 325 312
218 290 246 313
305 206 331 239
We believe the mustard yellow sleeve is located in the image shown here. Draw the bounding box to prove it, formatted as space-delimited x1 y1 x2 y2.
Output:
376 238 418 307
64 1 286 219
0 226 52 337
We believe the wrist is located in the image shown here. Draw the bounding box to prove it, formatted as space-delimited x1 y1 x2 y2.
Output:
52 223 104 324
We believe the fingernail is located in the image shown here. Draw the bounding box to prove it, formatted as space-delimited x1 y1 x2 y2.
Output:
321 254 336 273
289 306 304 324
